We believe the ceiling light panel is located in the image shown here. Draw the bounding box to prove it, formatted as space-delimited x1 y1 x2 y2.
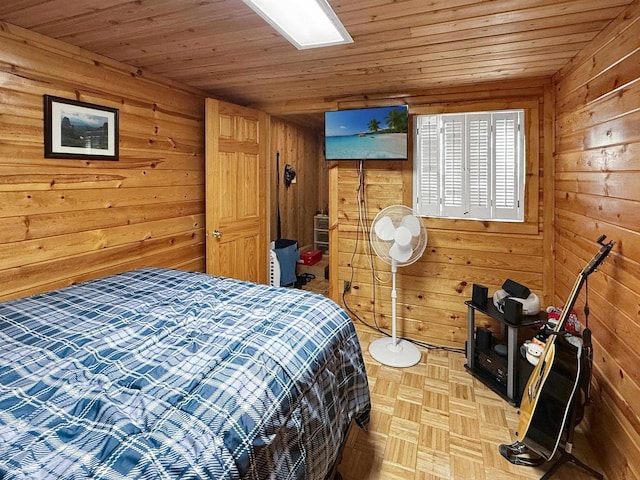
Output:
243 0 353 49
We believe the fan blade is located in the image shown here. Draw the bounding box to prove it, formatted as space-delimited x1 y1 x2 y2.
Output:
374 215 395 241
389 242 413 263
400 214 421 237
393 225 412 247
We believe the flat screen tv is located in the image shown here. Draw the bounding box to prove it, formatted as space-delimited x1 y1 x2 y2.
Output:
324 105 409 161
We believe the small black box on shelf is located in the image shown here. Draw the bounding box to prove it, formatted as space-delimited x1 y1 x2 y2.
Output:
476 326 493 350
477 351 507 385
472 284 488 307
503 297 523 324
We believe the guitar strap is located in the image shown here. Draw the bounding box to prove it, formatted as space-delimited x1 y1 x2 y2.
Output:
584 277 590 328
582 277 593 405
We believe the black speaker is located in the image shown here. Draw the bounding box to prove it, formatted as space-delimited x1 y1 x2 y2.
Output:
472 284 488 307
501 278 531 299
503 297 523 324
476 327 492 350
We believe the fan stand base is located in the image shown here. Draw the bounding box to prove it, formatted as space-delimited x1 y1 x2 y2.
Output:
369 337 421 368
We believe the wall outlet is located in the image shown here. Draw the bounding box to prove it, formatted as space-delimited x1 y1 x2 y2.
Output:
343 281 351 293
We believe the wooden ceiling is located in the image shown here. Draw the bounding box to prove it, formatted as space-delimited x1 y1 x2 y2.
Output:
1 0 633 121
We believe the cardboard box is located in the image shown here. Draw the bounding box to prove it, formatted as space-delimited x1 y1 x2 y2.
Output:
299 249 322 266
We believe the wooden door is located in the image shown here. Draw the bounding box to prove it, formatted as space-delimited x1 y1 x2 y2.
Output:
205 99 269 283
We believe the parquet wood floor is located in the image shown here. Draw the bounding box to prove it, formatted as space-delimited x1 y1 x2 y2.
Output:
336 324 605 480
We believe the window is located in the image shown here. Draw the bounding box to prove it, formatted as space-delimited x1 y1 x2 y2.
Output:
413 110 525 222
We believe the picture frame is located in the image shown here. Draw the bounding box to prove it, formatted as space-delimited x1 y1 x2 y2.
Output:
44 95 119 160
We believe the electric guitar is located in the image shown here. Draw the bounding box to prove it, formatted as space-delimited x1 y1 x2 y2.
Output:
516 235 614 460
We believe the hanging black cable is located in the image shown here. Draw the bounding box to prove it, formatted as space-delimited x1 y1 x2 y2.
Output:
276 151 282 239
340 161 464 354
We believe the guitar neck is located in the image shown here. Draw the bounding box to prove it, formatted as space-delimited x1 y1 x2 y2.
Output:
552 274 586 333
553 237 614 333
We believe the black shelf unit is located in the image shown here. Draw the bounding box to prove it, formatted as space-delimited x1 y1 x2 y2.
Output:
464 298 545 406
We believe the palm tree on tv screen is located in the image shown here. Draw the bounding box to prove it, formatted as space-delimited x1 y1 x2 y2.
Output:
385 108 408 132
368 118 380 133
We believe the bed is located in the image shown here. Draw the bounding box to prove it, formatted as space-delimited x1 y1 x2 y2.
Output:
0 268 370 479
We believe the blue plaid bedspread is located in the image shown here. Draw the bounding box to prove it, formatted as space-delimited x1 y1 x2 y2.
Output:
0 268 370 479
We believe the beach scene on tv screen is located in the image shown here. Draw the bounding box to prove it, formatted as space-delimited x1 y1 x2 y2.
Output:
325 106 408 159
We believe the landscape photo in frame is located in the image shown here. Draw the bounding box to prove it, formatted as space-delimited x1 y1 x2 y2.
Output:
44 95 119 160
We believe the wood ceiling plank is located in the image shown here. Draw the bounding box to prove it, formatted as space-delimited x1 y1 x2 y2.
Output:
254 83 544 116
50 2 257 48
159 38 588 95
168 34 590 89
139 18 604 82
176 43 581 95
0 0 134 29
335 0 626 35
408 0 629 37
118 6 616 71
196 64 562 104
331 0 483 17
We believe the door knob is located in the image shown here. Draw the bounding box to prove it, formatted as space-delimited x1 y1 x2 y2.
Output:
213 230 222 238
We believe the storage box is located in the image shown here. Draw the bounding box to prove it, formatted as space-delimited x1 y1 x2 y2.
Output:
299 249 322 266
315 215 329 229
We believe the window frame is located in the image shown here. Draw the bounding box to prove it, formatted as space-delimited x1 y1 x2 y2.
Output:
413 109 526 222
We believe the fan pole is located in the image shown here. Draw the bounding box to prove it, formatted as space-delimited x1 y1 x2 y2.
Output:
390 260 398 347
369 259 422 368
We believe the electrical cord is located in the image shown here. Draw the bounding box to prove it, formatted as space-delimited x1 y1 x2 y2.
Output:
343 161 381 333
341 161 465 355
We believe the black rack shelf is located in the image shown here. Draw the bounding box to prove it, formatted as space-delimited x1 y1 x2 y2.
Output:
464 297 545 406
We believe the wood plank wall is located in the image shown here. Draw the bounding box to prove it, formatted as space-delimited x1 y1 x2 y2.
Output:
328 79 554 349
0 22 206 301
553 1 640 478
269 117 327 248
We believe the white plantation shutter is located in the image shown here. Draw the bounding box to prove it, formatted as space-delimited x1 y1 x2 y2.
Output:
467 114 491 219
413 110 524 222
415 115 439 216
441 115 467 218
493 111 522 220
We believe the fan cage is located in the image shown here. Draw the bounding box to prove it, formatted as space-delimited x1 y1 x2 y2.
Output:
370 205 427 266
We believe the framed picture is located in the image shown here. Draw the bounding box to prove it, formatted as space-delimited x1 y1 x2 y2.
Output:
44 95 119 160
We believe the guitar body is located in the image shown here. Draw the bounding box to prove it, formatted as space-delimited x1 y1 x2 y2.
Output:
507 236 613 464
517 334 582 459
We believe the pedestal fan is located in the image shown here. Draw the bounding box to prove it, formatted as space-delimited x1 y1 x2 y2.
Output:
369 205 428 368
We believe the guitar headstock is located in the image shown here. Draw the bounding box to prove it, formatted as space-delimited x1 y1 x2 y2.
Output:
582 235 615 277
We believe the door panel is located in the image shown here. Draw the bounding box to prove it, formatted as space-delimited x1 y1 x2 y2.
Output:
205 99 268 283
240 153 260 218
